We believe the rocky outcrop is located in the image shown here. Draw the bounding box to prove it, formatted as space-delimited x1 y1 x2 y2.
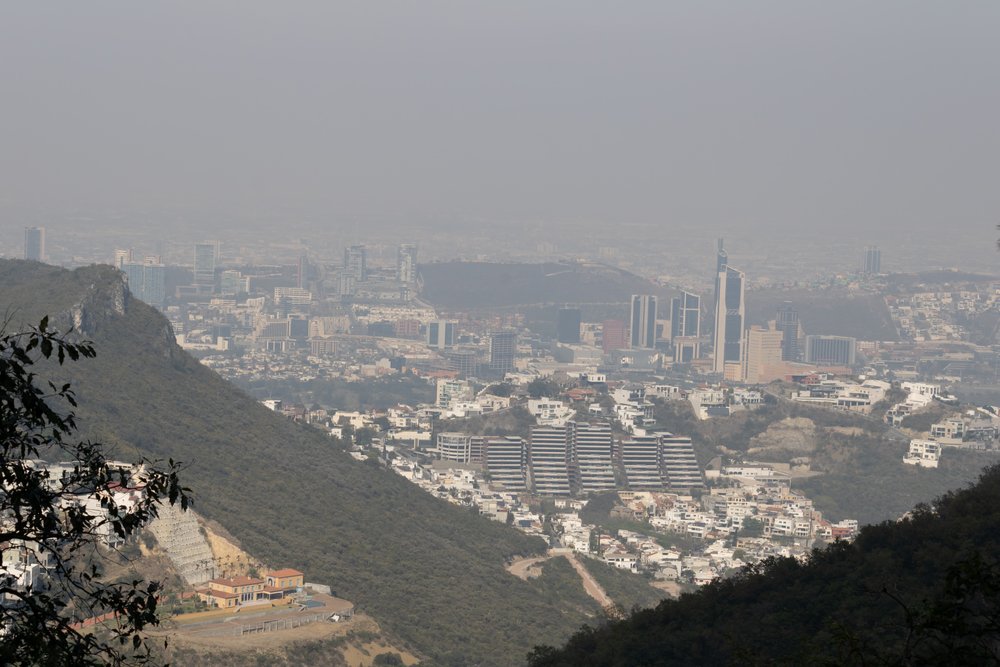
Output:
747 417 818 453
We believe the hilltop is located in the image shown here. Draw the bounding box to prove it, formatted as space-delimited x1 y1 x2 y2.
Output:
528 463 1000 666
418 261 676 311
0 259 594 667
743 289 899 342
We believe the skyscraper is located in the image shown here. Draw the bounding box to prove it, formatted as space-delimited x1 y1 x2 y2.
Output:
122 258 165 307
296 254 307 290
24 227 45 262
397 244 417 283
712 240 746 374
743 328 784 384
775 303 799 361
113 248 131 268
630 295 657 349
141 262 165 306
671 291 701 363
670 292 700 341
863 246 881 274
427 321 455 348
193 244 216 288
220 270 243 295
344 245 367 282
556 308 582 344
487 328 517 374
602 320 628 354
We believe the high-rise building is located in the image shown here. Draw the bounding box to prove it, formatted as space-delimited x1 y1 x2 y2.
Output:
141 262 165 305
121 259 165 307
660 434 702 488
743 328 784 384
602 320 628 354
712 240 746 373
805 335 856 366
24 227 45 262
630 295 657 349
487 328 517 374
529 425 575 496
437 433 474 464
556 308 582 344
621 435 663 489
397 244 417 283
296 255 308 290
193 244 216 289
670 291 701 363
344 245 367 282
336 272 356 297
113 248 131 268
122 262 145 298
484 436 526 491
571 421 615 492
775 303 799 361
863 246 881 274
427 321 455 349
670 292 700 341
220 270 244 296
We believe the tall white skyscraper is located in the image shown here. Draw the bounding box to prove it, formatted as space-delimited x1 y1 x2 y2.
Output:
630 295 657 349
712 241 745 373
24 227 45 262
397 244 417 283
345 245 367 282
193 243 216 288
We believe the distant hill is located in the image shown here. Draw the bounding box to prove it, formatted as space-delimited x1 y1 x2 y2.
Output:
744 289 899 342
0 259 596 667
529 464 1000 666
418 261 677 311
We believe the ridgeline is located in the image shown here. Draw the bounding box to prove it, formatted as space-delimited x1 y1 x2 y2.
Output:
0 260 590 667
529 464 1000 666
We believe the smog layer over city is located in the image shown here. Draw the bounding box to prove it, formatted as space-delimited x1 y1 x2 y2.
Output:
1 3 1000 667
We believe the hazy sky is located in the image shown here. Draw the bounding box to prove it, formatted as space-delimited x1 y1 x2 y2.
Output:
2 2 998 235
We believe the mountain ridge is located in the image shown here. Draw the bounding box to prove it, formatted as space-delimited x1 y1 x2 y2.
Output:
0 259 594 667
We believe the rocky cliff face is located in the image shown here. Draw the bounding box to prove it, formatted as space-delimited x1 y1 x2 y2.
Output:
60 269 130 336
53 266 177 358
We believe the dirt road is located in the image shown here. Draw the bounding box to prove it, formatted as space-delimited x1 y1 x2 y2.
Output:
507 554 613 607
507 556 551 580
566 555 612 607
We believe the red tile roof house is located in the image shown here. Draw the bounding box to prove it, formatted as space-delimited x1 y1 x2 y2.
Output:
266 569 305 591
196 572 299 609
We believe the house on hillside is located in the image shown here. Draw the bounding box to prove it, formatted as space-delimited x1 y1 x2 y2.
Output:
266 569 304 591
196 571 299 609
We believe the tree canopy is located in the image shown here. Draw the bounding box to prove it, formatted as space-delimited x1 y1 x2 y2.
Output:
0 318 189 667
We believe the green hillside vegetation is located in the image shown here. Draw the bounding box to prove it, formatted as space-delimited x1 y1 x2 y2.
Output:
0 260 594 667
528 463 1000 666
577 558 668 611
652 398 998 525
418 261 676 311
